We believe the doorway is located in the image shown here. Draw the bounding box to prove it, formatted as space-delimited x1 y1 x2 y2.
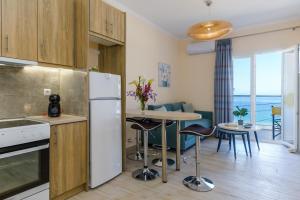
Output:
281 45 299 151
233 46 299 149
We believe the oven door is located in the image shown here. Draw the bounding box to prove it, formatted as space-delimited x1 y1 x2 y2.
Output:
0 139 49 200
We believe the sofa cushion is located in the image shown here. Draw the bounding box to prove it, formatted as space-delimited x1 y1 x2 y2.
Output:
148 102 185 112
183 103 194 113
154 106 167 112
148 105 162 110
172 102 184 111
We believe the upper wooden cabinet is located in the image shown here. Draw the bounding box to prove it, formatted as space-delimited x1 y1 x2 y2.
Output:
89 0 125 43
38 0 75 67
1 0 38 61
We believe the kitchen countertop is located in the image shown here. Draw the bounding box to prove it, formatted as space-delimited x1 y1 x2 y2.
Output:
27 114 87 125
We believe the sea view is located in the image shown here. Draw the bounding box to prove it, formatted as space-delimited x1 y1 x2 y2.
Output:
233 95 281 125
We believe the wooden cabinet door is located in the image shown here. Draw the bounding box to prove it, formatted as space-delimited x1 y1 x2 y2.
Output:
108 6 125 43
50 122 87 199
89 0 107 36
89 0 125 43
1 0 38 60
38 0 75 67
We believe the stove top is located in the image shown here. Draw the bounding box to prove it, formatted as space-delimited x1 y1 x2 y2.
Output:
0 119 44 129
0 119 50 148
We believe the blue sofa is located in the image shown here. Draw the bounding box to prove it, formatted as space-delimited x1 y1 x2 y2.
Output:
147 102 213 151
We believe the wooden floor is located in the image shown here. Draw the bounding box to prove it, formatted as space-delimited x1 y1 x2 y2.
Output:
71 138 300 200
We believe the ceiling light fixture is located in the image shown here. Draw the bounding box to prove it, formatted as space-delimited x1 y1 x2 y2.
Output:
187 0 233 41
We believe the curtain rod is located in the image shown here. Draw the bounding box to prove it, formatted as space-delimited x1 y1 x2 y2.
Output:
230 25 300 40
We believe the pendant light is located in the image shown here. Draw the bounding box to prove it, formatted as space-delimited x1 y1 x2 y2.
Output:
187 0 232 41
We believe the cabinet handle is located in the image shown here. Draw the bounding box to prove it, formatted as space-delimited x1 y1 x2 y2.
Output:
5 35 9 52
110 23 113 34
53 127 58 146
105 20 109 33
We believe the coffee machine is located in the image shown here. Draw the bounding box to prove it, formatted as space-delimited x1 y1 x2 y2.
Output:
48 94 61 117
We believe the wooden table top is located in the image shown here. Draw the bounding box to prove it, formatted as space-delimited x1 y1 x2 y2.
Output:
218 123 263 132
126 110 201 121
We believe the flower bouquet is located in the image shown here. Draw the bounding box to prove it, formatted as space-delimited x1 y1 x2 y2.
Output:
127 76 157 111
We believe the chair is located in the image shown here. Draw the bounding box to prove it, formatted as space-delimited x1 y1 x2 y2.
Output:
272 106 281 140
180 125 216 192
126 118 162 181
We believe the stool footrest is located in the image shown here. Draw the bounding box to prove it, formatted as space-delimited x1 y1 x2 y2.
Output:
127 152 144 161
152 158 175 167
183 176 215 192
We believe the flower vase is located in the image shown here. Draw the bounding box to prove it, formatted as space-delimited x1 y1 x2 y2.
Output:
238 119 244 126
140 101 146 114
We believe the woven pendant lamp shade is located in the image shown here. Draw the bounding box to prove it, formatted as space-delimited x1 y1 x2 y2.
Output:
187 20 232 41
187 0 233 41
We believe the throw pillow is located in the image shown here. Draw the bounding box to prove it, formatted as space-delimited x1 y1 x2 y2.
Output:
183 103 194 113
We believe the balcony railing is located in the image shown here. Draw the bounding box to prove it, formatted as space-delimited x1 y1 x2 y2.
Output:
233 95 281 125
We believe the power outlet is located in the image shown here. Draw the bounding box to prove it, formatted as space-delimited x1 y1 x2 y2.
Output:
44 89 51 96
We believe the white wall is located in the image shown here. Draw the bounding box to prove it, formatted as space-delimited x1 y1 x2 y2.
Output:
125 14 180 110
177 42 215 111
104 0 181 147
104 0 181 111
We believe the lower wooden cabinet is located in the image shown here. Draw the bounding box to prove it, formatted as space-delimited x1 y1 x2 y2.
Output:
50 121 87 200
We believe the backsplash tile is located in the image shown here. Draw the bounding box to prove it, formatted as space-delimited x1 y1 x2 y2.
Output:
0 66 87 119
60 69 88 116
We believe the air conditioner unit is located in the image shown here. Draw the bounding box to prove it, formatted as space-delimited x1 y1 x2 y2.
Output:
186 41 216 55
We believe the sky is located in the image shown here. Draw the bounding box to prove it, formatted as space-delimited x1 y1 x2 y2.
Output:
233 52 282 96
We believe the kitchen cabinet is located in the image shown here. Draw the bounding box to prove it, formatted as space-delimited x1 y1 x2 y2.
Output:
50 121 87 200
109 5 125 43
1 0 38 61
89 0 125 43
38 0 75 67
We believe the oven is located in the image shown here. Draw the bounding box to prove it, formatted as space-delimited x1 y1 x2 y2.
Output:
0 139 49 200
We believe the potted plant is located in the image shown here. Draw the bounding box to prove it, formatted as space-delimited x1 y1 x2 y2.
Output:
127 76 157 111
233 106 248 126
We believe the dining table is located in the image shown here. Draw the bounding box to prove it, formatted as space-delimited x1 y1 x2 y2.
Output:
126 110 201 183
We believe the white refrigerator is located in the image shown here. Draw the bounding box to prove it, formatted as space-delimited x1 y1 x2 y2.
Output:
89 72 122 188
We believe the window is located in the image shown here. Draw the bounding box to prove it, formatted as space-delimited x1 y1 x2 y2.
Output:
255 52 282 125
233 51 282 126
233 57 251 123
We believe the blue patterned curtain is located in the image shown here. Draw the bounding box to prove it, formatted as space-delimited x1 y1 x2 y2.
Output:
214 39 233 125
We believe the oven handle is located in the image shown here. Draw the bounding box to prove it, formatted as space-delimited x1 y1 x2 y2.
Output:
0 144 49 159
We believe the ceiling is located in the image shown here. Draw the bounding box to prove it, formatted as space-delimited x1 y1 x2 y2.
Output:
113 0 300 38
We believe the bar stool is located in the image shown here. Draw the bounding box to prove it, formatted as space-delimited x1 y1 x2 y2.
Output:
151 120 176 167
180 125 216 192
127 118 162 181
127 124 144 161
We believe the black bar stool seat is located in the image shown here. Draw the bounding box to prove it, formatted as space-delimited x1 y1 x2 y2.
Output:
127 118 162 131
180 125 216 192
180 125 214 137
